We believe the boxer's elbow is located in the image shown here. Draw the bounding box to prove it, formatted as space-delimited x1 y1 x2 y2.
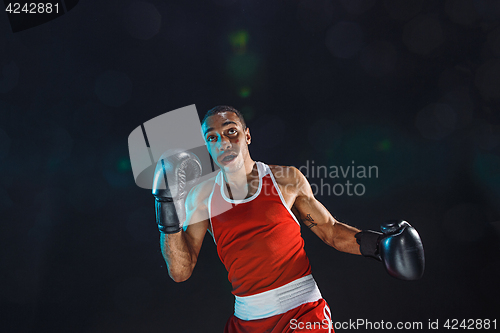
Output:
170 272 191 283
167 262 195 283
160 234 197 282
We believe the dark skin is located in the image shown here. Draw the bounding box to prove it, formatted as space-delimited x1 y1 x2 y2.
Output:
161 111 361 282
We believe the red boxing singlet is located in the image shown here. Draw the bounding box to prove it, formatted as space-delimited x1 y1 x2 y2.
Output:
208 162 312 297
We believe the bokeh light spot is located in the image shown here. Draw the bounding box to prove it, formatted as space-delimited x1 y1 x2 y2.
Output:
239 86 251 98
377 139 392 151
103 145 135 189
118 158 132 172
341 126 394 162
229 30 249 54
226 53 260 82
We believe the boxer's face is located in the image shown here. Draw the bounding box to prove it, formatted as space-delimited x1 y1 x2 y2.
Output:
202 112 251 173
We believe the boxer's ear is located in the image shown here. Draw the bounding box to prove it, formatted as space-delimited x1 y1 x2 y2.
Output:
4 0 79 33
245 127 251 145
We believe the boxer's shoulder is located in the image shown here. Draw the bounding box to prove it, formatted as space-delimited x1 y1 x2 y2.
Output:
186 175 217 208
268 164 303 187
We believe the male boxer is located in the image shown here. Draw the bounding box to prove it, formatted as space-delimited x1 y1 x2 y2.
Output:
152 106 424 332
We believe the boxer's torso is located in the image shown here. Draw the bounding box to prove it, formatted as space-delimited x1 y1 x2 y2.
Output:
208 162 312 297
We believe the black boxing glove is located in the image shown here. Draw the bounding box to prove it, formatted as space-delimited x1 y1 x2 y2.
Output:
355 220 425 280
152 150 202 234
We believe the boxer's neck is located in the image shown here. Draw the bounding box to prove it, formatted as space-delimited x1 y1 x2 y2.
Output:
222 160 257 192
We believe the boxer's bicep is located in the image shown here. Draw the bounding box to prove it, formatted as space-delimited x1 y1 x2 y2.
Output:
182 182 211 261
294 196 338 247
183 215 208 263
291 170 337 246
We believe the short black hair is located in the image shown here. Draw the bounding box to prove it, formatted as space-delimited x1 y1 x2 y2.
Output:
202 105 247 129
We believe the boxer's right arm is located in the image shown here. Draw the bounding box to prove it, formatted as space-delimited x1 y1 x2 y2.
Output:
160 182 210 282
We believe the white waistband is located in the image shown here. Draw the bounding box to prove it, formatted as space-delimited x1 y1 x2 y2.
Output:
234 274 322 321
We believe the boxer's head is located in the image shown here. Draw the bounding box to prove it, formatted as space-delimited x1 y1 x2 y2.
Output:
202 105 247 130
201 106 251 173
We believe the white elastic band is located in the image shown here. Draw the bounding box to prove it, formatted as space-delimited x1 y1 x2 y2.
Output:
234 274 322 321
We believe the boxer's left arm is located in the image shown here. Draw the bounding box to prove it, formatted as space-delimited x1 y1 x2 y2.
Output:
288 167 361 255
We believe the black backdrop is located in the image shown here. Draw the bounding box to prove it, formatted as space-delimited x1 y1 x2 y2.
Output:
1 1 499 332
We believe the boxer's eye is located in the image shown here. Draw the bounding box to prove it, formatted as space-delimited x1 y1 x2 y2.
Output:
227 128 237 135
207 135 217 142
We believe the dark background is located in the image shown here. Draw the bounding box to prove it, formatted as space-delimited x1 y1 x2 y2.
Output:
1 0 499 332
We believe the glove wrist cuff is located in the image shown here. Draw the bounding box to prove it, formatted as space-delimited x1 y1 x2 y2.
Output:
154 196 174 202
159 225 182 234
355 230 383 261
155 200 181 234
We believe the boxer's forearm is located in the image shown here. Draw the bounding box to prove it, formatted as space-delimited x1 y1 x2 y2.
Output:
160 232 197 282
330 221 362 255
